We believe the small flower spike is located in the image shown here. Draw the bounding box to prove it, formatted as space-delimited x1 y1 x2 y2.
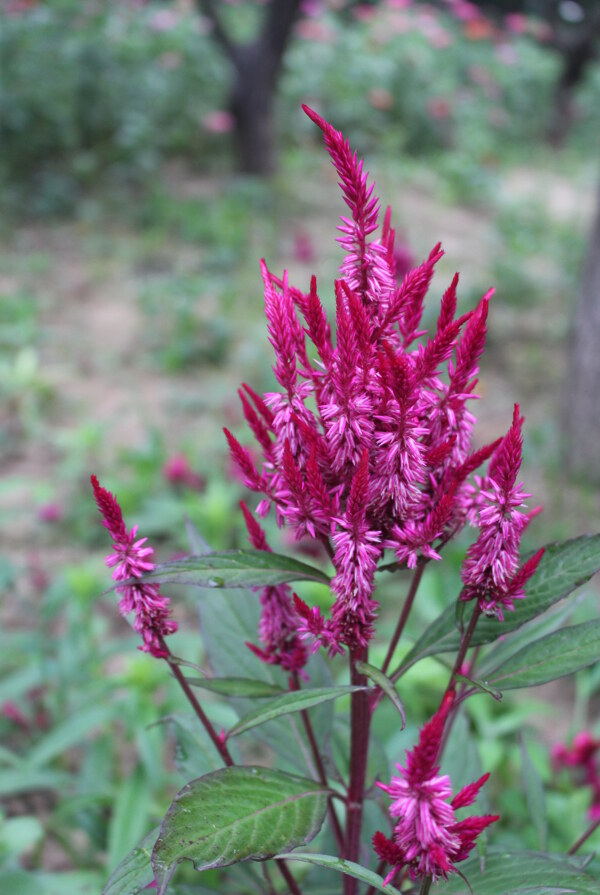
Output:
374 694 498 883
91 476 177 657
460 405 544 619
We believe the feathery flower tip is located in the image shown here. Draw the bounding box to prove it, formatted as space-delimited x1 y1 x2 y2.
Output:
91 475 177 657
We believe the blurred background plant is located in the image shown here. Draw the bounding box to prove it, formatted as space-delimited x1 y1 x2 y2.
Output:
2 0 600 892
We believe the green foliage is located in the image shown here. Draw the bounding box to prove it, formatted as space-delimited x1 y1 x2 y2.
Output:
152 767 329 894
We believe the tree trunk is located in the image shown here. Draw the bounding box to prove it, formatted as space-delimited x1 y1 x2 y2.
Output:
563 180 600 480
230 44 277 176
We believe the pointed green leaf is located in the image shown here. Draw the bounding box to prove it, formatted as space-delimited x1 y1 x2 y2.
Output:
355 661 405 726
27 704 113 768
433 850 598 894
103 826 159 895
228 686 364 738
400 535 600 673
127 550 330 589
276 853 402 895
151 767 329 895
184 516 211 556
184 676 285 698
107 767 152 873
455 673 502 701
157 715 223 780
520 736 548 851
486 620 600 690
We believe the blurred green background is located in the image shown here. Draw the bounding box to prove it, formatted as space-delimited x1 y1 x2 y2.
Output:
2 0 600 892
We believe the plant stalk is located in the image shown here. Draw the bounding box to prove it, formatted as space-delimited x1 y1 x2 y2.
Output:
568 815 600 854
276 859 304 895
291 673 345 854
161 638 234 766
381 561 425 676
344 647 371 895
418 875 433 895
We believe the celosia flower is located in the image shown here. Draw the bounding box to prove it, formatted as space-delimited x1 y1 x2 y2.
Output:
226 106 531 654
239 501 308 675
91 475 177 658
553 732 600 820
460 405 544 619
374 693 498 883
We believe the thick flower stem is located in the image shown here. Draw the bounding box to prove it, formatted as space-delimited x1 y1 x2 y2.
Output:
161 639 234 767
419 875 433 895
568 815 600 855
344 648 371 895
381 560 425 676
291 673 345 854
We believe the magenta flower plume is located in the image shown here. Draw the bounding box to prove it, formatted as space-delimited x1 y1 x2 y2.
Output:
460 405 544 620
374 693 498 883
226 106 535 655
553 732 600 820
239 501 308 675
91 475 177 658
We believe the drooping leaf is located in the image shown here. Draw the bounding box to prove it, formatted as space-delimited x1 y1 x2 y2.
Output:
486 620 600 690
520 736 548 851
433 850 598 894
127 550 330 590
184 676 285 698
454 673 502 701
355 660 405 726
275 853 402 895
228 686 364 738
103 826 159 895
151 767 329 895
400 535 600 673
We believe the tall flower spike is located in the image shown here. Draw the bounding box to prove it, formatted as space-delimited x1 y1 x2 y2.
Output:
374 694 499 883
460 405 544 619
91 475 177 658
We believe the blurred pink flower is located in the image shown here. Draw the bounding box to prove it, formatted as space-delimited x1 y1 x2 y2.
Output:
38 502 63 523
163 454 206 490
1 701 29 729
427 98 451 120
293 229 316 264
147 9 179 31
505 12 528 34
202 110 235 134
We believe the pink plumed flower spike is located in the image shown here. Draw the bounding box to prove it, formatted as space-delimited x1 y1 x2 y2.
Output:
91 475 177 658
375 693 498 882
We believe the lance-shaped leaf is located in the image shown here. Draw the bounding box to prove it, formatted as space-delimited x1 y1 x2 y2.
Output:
103 826 159 895
275 853 403 895
228 686 364 738
520 736 548 851
484 620 600 690
400 534 600 673
185 676 286 698
355 661 406 726
120 550 330 590
151 767 329 895
433 850 599 894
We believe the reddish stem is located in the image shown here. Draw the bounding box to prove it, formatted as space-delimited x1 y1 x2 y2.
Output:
291 673 345 854
162 642 234 766
381 561 425 676
568 815 600 855
344 647 371 895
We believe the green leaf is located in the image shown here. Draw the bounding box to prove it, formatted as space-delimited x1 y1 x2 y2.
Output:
158 715 223 780
401 535 600 672
276 853 402 895
486 620 600 690
107 767 152 874
198 587 333 773
151 767 329 895
434 850 599 894
27 704 114 768
228 686 363 738
184 516 211 556
520 736 548 851
184 676 285 698
454 673 502 701
35 872 105 894
103 826 159 895
355 661 405 726
130 550 330 589
0 769 71 797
